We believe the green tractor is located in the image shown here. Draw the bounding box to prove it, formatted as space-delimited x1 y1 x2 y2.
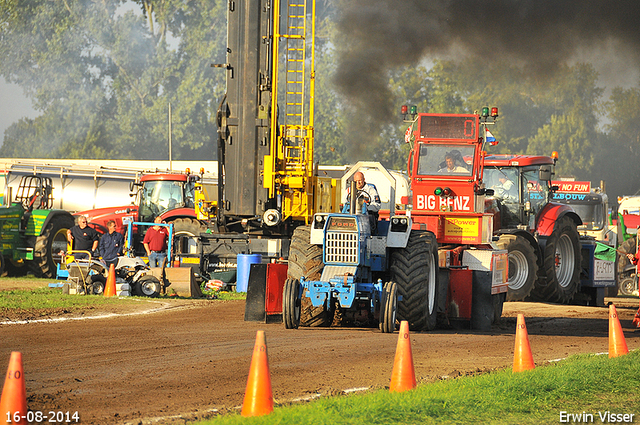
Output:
0 175 75 277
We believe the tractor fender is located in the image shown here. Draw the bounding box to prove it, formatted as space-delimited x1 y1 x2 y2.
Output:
159 207 197 222
35 209 75 236
495 228 544 270
535 202 582 237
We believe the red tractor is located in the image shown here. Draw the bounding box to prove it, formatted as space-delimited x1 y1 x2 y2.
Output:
76 171 205 257
400 106 509 327
482 154 583 303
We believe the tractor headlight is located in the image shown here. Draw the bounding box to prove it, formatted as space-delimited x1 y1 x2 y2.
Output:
390 216 409 233
313 214 326 229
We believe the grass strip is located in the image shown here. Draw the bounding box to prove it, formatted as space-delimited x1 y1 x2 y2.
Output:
204 350 640 425
0 287 122 310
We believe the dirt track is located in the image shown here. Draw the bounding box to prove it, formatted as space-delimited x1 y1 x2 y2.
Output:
1 297 639 425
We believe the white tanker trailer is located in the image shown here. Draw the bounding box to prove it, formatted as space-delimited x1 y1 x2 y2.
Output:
0 159 219 212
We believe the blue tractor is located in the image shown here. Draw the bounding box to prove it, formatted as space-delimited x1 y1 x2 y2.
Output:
283 164 414 333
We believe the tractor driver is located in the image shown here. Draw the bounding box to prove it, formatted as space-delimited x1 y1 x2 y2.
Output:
494 174 518 201
343 171 381 231
438 152 468 173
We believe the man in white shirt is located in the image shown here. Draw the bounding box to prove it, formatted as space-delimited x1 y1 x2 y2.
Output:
344 171 381 231
495 176 517 201
344 172 381 213
438 153 468 173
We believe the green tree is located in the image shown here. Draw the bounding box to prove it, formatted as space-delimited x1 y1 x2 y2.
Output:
528 64 603 179
601 86 640 198
0 0 226 160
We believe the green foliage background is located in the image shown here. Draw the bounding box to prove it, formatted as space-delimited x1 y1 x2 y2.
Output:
1 0 639 200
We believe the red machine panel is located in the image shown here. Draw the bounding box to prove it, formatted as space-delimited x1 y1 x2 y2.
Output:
265 263 288 315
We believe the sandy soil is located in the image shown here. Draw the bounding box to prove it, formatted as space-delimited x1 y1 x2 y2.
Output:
0 290 639 425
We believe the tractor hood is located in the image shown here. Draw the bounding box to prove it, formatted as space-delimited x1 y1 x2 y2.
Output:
75 205 138 234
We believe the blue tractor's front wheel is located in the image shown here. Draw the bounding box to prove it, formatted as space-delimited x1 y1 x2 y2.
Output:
379 281 398 333
283 278 301 329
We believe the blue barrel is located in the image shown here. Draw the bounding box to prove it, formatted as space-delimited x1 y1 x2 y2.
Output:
236 254 262 293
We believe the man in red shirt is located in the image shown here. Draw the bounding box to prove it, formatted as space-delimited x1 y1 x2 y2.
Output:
625 244 640 328
144 216 169 267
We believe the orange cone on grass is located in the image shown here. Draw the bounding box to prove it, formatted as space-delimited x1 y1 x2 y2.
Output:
0 352 27 425
103 263 116 297
241 331 273 417
513 314 535 372
609 304 629 358
389 320 416 392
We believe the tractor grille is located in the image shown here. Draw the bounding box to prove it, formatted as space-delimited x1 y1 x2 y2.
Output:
325 232 359 264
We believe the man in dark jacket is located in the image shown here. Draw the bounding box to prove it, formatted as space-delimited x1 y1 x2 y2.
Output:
99 220 125 269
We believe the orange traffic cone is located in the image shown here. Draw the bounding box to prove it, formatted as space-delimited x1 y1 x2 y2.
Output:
103 264 116 297
609 304 629 358
513 314 535 372
241 331 273 417
0 352 27 425
389 321 416 392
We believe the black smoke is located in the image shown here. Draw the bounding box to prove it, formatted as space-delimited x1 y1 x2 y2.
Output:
334 0 640 125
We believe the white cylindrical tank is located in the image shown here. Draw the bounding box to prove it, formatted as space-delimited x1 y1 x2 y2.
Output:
0 159 218 212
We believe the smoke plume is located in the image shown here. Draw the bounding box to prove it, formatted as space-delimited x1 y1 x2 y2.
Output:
334 0 640 126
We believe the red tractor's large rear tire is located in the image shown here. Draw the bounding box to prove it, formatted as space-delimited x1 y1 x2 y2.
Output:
496 234 538 301
535 216 581 303
287 225 330 327
390 231 438 331
32 214 75 278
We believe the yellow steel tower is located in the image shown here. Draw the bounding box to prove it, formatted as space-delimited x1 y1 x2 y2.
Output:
264 0 335 224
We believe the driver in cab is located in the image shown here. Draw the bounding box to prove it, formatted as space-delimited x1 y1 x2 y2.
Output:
494 175 517 201
343 171 381 232
438 152 468 173
343 171 381 214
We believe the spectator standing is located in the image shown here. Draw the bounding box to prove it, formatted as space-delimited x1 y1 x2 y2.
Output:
67 216 99 259
143 216 169 267
99 220 125 269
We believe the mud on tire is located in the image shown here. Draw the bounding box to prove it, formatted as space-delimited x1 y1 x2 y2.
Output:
535 216 581 303
287 225 330 327
496 234 538 301
283 278 301 329
390 230 438 331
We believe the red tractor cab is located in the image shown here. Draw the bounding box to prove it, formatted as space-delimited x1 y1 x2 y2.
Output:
403 110 496 247
483 154 583 303
77 171 204 256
